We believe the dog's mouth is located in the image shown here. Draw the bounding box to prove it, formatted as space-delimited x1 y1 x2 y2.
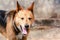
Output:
22 27 27 35
20 25 27 36
14 22 28 36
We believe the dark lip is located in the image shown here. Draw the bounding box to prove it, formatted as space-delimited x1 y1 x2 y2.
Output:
23 34 27 36
20 25 22 31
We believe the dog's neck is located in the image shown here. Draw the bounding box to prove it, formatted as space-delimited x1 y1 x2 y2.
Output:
13 22 20 35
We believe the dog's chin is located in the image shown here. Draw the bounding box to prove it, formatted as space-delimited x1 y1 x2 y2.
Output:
22 34 27 37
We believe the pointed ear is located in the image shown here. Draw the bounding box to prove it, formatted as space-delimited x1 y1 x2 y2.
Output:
16 1 23 12
28 2 34 13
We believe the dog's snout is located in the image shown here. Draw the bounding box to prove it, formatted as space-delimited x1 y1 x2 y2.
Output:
25 24 29 28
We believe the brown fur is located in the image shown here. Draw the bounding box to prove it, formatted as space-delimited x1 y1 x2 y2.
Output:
0 1 34 40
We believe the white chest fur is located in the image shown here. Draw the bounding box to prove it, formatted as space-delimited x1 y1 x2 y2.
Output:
16 33 23 40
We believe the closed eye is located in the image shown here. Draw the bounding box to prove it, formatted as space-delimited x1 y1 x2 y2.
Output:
21 18 24 20
28 18 32 20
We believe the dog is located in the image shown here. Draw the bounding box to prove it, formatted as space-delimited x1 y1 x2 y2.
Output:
0 1 34 40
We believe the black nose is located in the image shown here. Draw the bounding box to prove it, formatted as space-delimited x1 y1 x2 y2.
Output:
25 24 29 28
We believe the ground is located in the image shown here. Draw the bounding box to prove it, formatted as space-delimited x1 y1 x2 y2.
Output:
28 27 60 40
0 0 60 40
0 26 60 40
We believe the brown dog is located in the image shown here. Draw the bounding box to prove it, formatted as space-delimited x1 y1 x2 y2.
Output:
0 1 34 40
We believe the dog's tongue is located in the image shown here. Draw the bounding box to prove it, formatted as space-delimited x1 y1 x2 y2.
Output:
22 28 27 34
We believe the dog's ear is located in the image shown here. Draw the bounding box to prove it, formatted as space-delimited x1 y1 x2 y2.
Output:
28 2 34 13
16 1 23 12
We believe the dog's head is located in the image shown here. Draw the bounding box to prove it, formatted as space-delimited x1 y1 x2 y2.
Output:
14 1 34 36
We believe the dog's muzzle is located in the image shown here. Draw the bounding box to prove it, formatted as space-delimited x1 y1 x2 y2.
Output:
14 22 29 36
25 24 29 29
21 24 29 36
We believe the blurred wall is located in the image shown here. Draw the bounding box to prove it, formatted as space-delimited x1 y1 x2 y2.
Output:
0 0 60 20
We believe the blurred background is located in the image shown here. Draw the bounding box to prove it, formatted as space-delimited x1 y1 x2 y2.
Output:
0 0 60 26
0 0 60 18
0 0 60 40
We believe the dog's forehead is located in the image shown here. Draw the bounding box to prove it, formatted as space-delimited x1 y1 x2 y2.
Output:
17 10 33 17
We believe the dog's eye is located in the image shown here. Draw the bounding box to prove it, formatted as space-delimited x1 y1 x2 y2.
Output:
28 18 32 20
21 18 24 20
